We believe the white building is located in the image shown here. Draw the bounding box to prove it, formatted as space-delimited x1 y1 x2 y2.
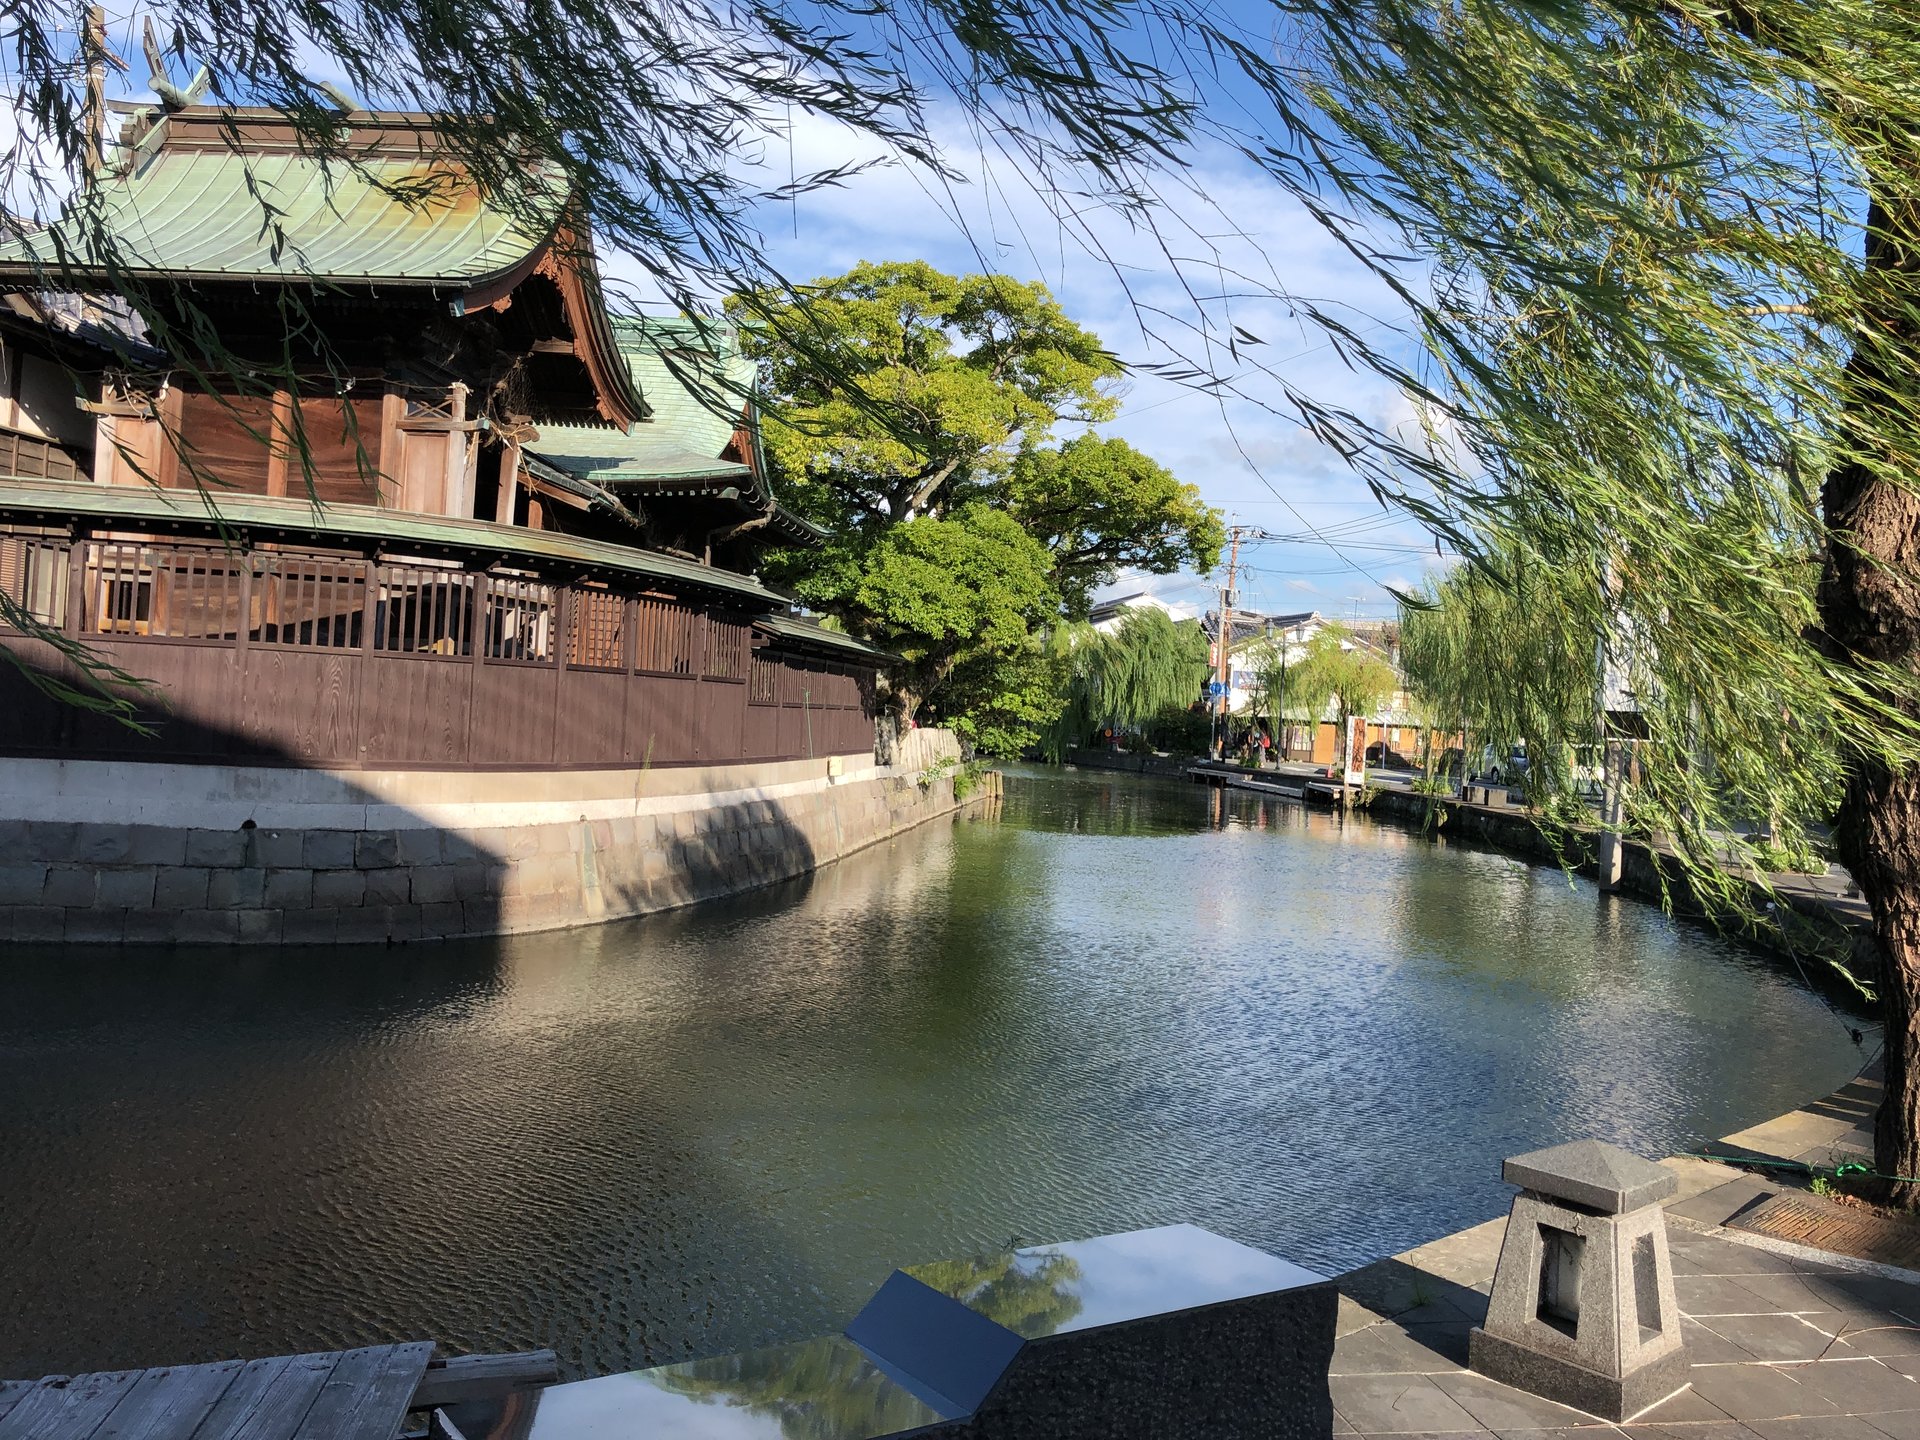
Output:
1088 590 1198 635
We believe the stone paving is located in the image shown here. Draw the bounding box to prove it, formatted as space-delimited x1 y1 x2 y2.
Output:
1330 1066 1920 1437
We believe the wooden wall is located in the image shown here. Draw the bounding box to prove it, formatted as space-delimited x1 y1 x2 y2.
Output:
0 532 877 770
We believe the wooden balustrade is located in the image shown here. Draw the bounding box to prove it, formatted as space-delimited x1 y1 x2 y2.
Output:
0 530 877 769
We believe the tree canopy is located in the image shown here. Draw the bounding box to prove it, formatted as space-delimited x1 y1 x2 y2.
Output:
1005 436 1223 617
1042 607 1210 760
734 262 1121 528
849 502 1059 728
735 261 1219 751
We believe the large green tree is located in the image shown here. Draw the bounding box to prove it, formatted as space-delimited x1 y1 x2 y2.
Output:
734 261 1219 749
735 263 1220 603
849 503 1059 738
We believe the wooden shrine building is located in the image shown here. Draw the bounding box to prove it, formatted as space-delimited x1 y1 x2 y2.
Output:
0 102 880 775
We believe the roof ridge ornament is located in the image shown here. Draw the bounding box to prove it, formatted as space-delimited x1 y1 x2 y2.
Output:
140 20 208 113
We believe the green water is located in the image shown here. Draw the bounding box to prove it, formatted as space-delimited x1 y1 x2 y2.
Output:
0 765 1870 1379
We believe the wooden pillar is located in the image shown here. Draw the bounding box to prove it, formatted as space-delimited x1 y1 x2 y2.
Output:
494 437 522 528
379 387 406 508
63 536 86 638
265 389 292 498
444 382 471 519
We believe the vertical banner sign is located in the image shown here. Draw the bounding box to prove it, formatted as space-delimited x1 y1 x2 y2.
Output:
1344 716 1367 787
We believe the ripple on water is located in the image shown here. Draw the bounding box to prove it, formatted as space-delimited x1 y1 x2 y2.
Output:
0 765 1872 1378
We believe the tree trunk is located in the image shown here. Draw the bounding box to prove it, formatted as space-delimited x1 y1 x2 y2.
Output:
1819 183 1920 1206
1838 763 1920 1203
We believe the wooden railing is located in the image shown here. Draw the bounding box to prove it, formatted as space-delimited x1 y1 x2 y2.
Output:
0 530 876 769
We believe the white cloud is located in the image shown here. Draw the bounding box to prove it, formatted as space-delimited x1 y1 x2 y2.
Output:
598 97 1444 618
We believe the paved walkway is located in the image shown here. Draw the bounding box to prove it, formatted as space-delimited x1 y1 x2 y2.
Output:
1331 1067 1920 1437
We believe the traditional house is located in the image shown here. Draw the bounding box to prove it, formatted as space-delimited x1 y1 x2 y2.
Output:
0 102 879 772
0 102 927 943
1088 590 1196 635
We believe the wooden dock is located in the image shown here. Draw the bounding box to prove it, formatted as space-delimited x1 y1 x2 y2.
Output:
0 1344 555 1440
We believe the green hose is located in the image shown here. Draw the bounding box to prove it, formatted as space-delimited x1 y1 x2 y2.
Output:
1689 1150 1920 1186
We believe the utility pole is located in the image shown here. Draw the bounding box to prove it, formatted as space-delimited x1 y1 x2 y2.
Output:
82 6 109 180
1211 526 1251 760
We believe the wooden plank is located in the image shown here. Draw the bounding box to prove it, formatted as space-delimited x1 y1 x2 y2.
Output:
189 1353 332 1440
286 1346 396 1440
0 1369 141 1440
329 1342 436 1440
88 1360 243 1440
409 1351 558 1410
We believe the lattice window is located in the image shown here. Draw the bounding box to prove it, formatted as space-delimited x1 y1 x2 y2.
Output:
0 532 69 629
82 542 244 639
704 616 749 680
485 575 554 663
568 589 626 670
634 596 696 675
251 555 366 649
373 564 475 655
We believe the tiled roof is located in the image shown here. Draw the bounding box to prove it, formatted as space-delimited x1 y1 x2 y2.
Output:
754 612 896 662
524 315 826 546
523 424 751 485
611 316 756 459
0 121 563 286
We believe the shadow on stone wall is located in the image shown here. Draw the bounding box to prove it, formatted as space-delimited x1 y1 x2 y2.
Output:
0 662 506 944
0 656 959 945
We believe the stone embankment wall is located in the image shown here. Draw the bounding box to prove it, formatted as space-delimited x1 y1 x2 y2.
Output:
1365 785 1882 991
0 732 971 945
1061 746 1197 779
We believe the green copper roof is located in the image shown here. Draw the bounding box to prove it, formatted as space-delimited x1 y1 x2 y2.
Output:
611 316 756 458
524 424 752 485
525 319 827 547
0 136 561 287
754 612 896 662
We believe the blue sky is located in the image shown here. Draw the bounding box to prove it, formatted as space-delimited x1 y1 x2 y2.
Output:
615 103 1453 622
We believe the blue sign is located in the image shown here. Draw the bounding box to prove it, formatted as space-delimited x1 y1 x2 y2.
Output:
1206 680 1228 698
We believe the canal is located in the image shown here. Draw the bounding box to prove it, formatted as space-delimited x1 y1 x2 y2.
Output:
0 765 1871 1381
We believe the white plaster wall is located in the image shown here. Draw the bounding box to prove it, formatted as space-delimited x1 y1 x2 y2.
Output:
0 750 894 832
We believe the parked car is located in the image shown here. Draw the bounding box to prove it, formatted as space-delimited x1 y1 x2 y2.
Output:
1364 741 1412 769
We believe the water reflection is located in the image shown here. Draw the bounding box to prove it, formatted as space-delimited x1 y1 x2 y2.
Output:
0 766 1872 1381
903 1250 1084 1339
520 1337 941 1440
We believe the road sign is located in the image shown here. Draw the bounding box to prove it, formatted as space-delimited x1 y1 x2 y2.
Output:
1207 680 1228 698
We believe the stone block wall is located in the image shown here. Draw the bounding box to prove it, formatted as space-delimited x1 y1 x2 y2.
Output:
0 732 971 945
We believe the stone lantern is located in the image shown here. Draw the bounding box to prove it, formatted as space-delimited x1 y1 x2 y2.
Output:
1469 1140 1690 1422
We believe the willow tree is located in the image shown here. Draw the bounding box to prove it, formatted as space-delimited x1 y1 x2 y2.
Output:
1399 559 1599 799
1285 626 1397 771
1042 608 1209 759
